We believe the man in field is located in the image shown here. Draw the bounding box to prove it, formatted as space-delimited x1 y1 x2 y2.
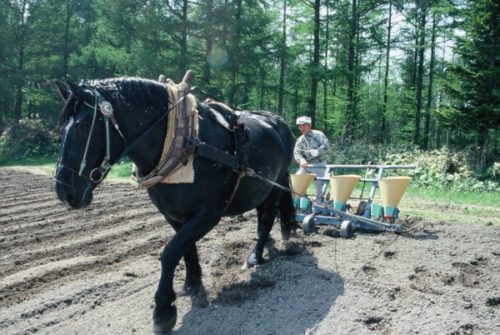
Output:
293 116 330 201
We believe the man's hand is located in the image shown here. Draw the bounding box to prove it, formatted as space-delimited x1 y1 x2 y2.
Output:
309 149 319 158
300 158 308 169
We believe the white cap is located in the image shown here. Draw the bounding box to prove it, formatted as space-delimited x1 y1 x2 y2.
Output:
296 116 311 125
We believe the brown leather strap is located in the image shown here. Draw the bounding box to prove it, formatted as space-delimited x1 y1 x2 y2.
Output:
138 70 197 188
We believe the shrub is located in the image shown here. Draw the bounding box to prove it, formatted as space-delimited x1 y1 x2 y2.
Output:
0 119 60 161
381 148 499 192
328 143 499 192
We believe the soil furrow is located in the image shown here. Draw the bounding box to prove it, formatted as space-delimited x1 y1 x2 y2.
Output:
0 235 166 307
0 215 167 277
0 203 158 237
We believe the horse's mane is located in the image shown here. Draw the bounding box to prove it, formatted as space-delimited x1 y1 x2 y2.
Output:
84 77 167 108
58 77 168 127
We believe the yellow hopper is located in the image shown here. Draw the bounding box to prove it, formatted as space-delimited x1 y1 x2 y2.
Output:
379 176 412 217
330 175 361 210
291 174 315 197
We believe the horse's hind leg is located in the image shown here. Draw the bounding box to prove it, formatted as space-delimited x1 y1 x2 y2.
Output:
246 189 280 266
278 174 297 240
153 208 221 334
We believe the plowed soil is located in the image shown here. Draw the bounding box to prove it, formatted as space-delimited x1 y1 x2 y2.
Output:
0 168 499 335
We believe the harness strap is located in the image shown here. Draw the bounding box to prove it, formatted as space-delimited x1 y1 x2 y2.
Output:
78 98 99 176
193 141 239 170
204 100 249 171
136 71 197 188
221 168 298 214
223 173 244 214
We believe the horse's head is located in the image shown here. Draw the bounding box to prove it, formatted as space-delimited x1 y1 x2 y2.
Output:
53 80 127 209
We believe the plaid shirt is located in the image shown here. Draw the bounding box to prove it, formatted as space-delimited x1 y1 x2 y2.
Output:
294 129 330 164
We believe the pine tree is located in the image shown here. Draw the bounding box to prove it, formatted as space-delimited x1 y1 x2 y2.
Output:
442 0 500 169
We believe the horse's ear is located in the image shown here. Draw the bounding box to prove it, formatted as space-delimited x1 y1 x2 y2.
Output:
53 79 78 102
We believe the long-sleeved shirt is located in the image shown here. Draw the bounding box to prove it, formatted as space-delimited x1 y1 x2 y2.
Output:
293 129 330 165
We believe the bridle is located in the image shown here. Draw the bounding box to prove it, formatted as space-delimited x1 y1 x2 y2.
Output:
77 89 126 183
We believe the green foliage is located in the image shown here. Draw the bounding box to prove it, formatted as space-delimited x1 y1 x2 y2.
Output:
329 142 499 192
328 141 398 165
0 119 60 161
108 159 132 179
382 148 500 192
441 0 500 147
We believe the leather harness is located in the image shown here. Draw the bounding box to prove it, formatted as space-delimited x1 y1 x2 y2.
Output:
135 71 249 191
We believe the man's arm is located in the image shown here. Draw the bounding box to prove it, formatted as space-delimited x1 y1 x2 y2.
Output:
294 136 308 167
315 131 330 157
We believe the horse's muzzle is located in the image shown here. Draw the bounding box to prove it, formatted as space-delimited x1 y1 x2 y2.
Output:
55 168 93 209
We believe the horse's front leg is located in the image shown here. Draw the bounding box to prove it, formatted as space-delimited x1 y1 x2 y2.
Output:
168 219 203 296
246 189 279 266
153 207 221 334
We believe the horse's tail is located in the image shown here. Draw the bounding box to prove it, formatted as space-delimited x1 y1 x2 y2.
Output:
279 173 298 240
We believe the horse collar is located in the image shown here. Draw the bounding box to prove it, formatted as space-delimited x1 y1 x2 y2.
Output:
135 80 198 188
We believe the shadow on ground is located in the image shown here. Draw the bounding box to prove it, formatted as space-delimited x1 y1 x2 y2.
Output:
173 241 344 335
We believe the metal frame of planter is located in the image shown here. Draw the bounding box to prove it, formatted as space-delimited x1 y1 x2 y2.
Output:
294 164 415 237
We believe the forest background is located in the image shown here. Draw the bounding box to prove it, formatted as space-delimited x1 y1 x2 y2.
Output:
0 0 498 191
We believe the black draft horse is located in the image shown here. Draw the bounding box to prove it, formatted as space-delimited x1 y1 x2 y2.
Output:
53 77 296 333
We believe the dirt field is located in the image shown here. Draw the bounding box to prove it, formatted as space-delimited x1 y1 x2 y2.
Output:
1 167 499 335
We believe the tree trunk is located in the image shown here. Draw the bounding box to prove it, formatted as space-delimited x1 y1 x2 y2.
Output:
424 12 436 150
381 0 392 144
277 0 287 116
343 0 358 145
414 2 427 146
179 0 188 78
353 16 361 130
218 0 230 93
322 2 330 134
203 0 214 84
259 66 265 109
435 88 443 148
13 0 28 125
435 36 448 149
478 126 489 172
292 80 299 121
331 44 339 132
229 0 243 105
62 0 71 78
308 0 321 127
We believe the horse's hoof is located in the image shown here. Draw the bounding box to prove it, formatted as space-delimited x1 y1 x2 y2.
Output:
281 231 291 241
153 305 177 334
245 252 264 268
177 283 199 297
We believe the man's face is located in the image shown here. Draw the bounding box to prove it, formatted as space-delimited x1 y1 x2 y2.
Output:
298 123 311 135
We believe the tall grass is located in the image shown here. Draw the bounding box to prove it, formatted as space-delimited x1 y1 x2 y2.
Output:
405 186 499 207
